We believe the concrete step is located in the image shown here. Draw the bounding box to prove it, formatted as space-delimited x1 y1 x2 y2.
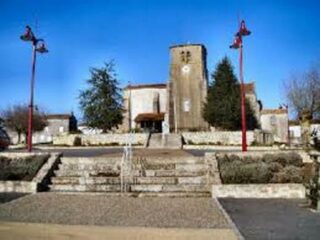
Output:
134 162 207 171
54 169 121 177
138 169 207 177
148 133 182 149
58 163 120 172
51 176 121 185
134 176 209 185
133 156 205 164
50 184 122 192
60 157 121 165
137 192 211 198
135 177 177 185
130 184 210 193
52 191 211 198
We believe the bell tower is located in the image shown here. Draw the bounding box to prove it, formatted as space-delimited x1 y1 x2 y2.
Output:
167 44 208 131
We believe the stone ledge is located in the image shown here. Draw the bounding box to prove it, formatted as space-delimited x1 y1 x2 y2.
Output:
212 184 305 199
0 153 61 193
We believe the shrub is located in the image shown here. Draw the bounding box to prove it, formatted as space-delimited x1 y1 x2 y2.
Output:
219 159 273 184
0 154 49 181
262 152 302 167
218 152 305 184
271 165 303 183
73 136 82 146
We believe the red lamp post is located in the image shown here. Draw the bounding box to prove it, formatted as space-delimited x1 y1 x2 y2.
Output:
230 20 251 152
20 26 48 152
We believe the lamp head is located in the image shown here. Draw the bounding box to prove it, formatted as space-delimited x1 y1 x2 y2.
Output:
35 41 49 53
230 35 242 49
236 20 251 37
20 25 36 42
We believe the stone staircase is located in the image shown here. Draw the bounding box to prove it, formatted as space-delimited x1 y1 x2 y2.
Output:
49 154 219 197
50 157 123 192
147 133 183 149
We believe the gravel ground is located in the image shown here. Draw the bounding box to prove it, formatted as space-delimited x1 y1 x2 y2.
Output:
219 198 320 240
0 193 230 229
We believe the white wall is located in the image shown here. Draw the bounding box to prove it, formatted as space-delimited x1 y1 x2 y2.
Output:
260 113 288 143
128 88 167 128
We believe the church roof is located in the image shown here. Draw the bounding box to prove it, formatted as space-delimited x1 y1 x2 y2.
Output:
124 83 167 90
261 109 288 115
134 112 165 122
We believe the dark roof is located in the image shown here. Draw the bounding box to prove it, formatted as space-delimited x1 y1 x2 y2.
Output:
170 43 206 49
124 83 167 90
46 114 71 120
134 112 165 122
261 109 288 115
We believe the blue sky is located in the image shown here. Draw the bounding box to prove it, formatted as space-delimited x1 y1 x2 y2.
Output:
1 0 319 120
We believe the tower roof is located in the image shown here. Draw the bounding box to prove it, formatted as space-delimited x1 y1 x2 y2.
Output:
124 83 167 90
170 43 206 49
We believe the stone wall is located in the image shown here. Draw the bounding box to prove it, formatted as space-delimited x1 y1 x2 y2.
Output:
182 131 255 145
53 133 148 146
212 184 305 198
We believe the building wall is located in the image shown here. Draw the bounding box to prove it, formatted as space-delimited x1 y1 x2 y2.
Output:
168 44 208 131
260 110 288 143
6 118 71 144
121 87 167 131
246 93 260 124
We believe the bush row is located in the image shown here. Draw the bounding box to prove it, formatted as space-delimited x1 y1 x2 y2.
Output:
218 152 313 184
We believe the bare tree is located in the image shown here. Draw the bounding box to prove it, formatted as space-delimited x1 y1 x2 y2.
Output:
284 62 320 119
1 104 48 143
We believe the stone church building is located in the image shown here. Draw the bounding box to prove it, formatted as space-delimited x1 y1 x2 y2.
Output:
120 43 287 141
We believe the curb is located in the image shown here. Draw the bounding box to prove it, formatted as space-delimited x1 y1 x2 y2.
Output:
212 197 245 240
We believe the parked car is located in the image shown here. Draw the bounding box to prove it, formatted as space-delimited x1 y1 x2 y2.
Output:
0 128 10 150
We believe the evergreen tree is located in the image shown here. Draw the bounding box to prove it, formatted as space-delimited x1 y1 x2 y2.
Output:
203 57 258 130
79 61 123 132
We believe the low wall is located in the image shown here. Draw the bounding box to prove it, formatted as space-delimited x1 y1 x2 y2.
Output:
212 184 305 198
182 131 255 146
0 153 61 193
53 133 148 146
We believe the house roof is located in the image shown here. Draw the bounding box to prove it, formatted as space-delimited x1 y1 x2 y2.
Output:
261 109 288 115
46 114 71 120
244 82 255 94
124 83 167 90
134 112 165 122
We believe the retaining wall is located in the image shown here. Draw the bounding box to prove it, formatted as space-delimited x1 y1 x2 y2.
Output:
212 184 305 198
53 133 148 146
182 131 255 146
0 153 61 193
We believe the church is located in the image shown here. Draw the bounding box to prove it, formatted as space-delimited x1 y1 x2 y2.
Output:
120 43 287 142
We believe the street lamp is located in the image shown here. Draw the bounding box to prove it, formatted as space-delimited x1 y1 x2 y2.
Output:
20 25 48 152
230 20 251 152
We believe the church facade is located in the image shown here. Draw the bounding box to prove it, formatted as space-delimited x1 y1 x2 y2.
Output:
120 43 268 135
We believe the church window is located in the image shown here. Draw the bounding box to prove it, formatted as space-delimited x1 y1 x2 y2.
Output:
186 51 191 63
180 51 185 62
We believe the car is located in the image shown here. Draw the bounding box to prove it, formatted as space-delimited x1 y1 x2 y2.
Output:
0 128 10 150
